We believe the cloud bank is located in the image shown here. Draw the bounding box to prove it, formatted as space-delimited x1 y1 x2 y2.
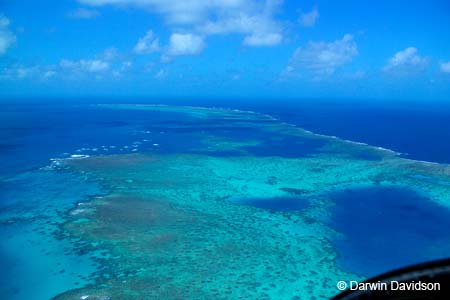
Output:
80 0 284 51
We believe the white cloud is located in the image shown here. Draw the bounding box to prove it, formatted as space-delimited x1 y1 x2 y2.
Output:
79 0 283 47
384 47 428 72
440 61 450 74
133 30 160 54
167 33 204 56
0 66 34 79
199 12 283 46
68 8 100 19
0 14 16 55
299 7 319 27
285 34 358 76
1 60 109 80
0 64 56 80
0 47 132 81
60 48 134 78
79 0 254 25
60 59 110 72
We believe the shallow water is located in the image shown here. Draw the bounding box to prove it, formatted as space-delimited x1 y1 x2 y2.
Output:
230 196 309 211
0 170 103 300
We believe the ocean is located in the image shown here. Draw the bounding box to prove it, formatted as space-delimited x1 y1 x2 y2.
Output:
1 100 450 299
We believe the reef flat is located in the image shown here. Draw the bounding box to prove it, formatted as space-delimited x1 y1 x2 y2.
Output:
49 104 450 300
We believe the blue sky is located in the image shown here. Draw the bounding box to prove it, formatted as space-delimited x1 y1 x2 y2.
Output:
0 0 450 100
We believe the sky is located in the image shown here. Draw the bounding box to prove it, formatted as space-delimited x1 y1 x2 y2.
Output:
0 0 450 101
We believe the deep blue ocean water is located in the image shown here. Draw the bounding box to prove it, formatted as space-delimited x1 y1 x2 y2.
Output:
0 104 198 177
1 100 450 298
328 186 450 277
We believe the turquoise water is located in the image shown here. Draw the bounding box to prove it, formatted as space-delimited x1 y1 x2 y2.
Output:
0 171 103 300
230 196 309 211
